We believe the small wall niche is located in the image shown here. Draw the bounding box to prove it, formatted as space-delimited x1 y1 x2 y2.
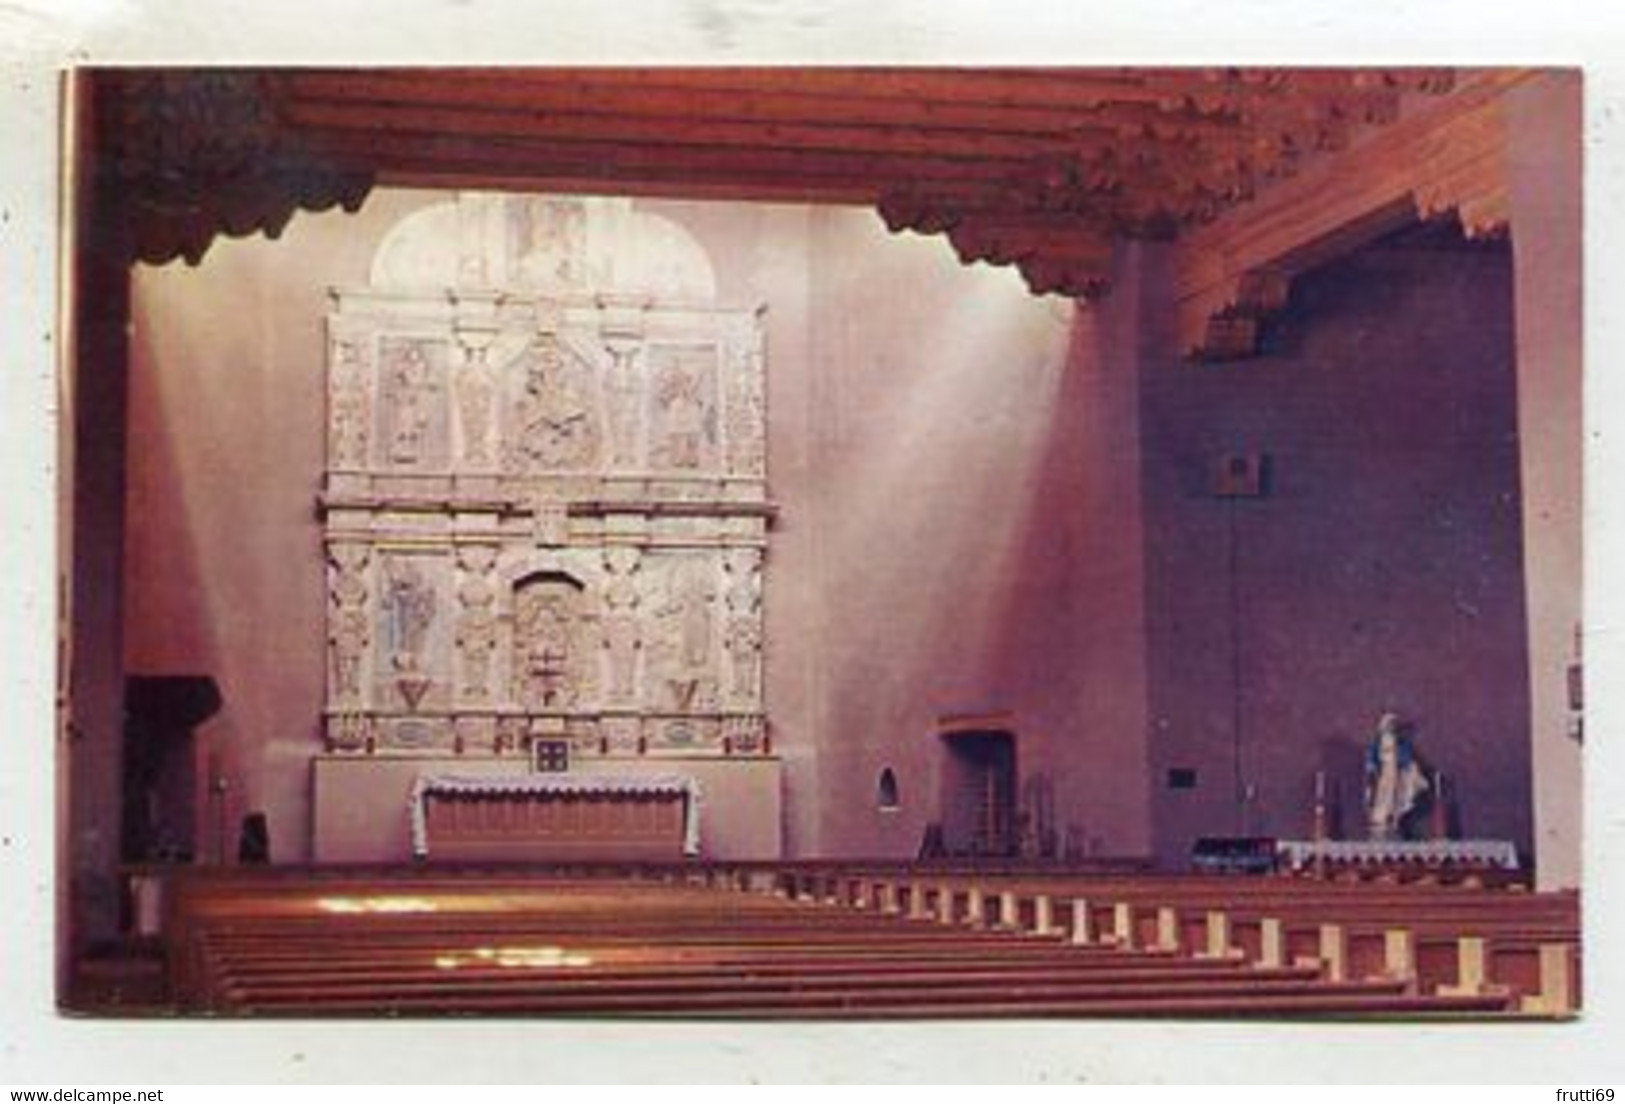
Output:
877 767 900 812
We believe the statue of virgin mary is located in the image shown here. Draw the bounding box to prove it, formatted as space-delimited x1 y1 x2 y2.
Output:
1365 712 1430 841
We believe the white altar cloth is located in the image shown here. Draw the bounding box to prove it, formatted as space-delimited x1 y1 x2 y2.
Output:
410 773 702 858
1276 838 1519 872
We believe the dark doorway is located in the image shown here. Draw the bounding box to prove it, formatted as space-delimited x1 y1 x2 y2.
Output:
938 729 1017 857
120 675 221 865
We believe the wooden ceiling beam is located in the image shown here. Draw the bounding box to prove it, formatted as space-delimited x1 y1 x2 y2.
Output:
301 128 1034 192
90 65 1477 304
280 70 1152 138
282 97 1082 162
371 168 885 207
322 65 1179 112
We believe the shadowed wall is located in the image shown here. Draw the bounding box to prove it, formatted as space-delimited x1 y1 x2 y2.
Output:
1138 233 1530 866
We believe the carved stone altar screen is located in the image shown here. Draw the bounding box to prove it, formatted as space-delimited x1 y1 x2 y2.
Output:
320 194 770 760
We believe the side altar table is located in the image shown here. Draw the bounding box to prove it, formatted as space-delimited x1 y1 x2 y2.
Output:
1275 838 1519 873
410 773 702 862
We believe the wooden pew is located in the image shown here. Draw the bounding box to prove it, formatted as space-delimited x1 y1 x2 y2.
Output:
157 865 1571 1019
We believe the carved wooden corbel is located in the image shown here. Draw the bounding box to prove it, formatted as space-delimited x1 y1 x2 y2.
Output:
1173 71 1523 360
97 69 374 267
875 68 1462 310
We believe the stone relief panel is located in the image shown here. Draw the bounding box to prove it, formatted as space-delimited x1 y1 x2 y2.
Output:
370 551 454 717
505 334 603 474
646 553 721 716
509 196 592 290
647 344 720 472
376 337 451 469
322 193 769 757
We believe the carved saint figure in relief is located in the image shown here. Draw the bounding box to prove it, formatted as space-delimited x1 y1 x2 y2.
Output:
1364 712 1431 841
327 544 371 700
455 546 499 699
383 555 436 672
656 559 716 670
517 339 597 470
600 547 643 703
654 361 709 469
513 198 588 289
384 342 435 465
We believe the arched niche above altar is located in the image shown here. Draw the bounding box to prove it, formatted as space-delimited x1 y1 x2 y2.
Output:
370 193 717 302
509 568 589 712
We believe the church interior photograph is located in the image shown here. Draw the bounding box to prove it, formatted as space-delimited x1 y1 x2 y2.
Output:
56 64 1582 1020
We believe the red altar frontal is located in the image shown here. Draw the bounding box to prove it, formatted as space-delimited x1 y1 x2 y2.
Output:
411 773 700 862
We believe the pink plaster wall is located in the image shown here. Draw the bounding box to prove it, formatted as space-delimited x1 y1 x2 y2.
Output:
1137 233 1532 867
126 191 445 863
773 213 1152 859
1504 71 1584 889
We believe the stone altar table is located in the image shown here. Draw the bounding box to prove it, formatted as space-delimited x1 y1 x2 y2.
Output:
410 772 701 862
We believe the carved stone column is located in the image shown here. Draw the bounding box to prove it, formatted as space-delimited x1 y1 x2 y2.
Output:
724 547 764 705
601 546 644 705
599 296 650 470
452 301 500 468
327 542 372 708
454 545 499 702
